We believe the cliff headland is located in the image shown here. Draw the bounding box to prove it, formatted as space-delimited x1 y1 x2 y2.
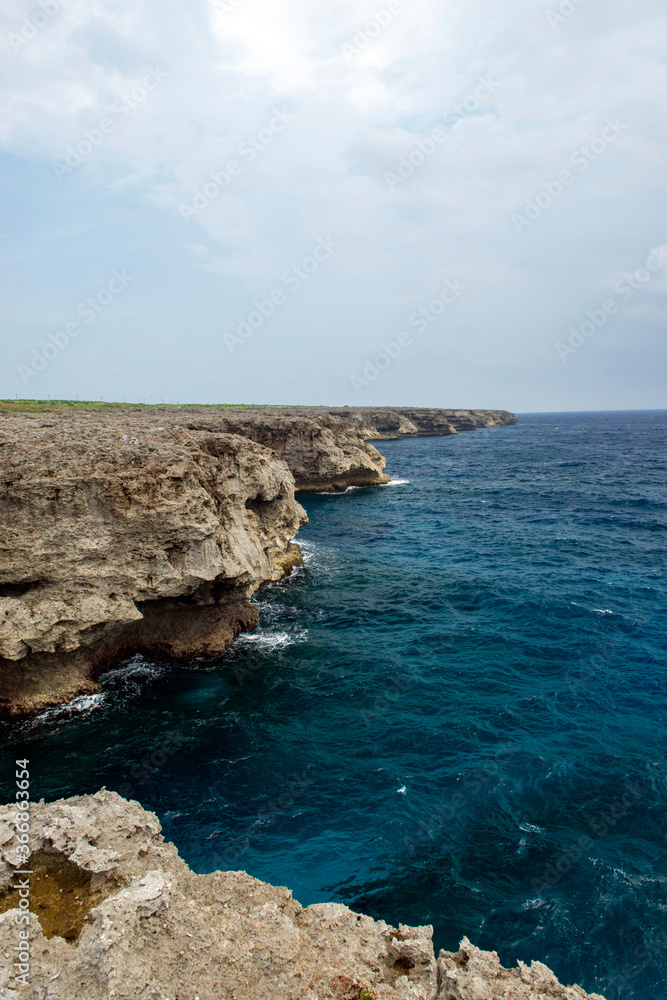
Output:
0 404 515 716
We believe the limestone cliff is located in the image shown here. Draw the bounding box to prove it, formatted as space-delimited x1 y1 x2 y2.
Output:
0 411 306 714
0 790 604 1000
0 405 516 714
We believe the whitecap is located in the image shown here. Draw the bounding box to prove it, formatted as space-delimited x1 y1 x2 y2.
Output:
397 785 407 794
570 602 616 616
384 479 410 486
32 691 106 724
99 655 165 684
296 540 318 566
235 629 307 651
314 485 361 495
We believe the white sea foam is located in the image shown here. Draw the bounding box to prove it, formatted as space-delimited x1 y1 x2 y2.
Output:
236 629 307 651
99 655 165 684
571 602 616 617
314 485 361 495
297 540 318 566
385 479 410 486
32 691 107 725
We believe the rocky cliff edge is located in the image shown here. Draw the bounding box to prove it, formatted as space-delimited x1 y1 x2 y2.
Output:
0 412 306 715
0 790 604 1000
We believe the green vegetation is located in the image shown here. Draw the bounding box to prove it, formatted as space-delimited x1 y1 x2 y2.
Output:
0 399 282 413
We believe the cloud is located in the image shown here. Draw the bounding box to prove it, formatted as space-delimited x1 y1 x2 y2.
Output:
0 0 666 407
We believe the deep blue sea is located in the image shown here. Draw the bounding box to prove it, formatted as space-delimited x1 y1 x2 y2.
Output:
2 411 666 999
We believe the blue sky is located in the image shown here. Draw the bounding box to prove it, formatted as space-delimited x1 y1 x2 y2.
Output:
1 0 666 410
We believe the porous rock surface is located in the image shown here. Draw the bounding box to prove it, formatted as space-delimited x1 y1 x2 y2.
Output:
0 411 306 714
0 790 604 1000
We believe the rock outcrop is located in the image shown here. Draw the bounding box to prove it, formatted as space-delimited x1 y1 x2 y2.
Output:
0 412 306 715
0 790 604 1000
0 405 516 714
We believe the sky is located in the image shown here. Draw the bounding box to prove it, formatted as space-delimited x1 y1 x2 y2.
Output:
0 0 666 411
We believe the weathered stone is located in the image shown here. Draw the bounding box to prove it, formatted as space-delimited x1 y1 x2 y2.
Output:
0 791 603 1000
184 406 517 492
0 413 306 714
436 937 606 999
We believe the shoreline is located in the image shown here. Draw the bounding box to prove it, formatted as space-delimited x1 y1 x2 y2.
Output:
0 407 615 999
0 405 516 717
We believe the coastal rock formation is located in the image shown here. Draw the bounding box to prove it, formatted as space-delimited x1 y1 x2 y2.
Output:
0 790 604 1000
183 408 393 492
0 405 516 714
0 412 306 714
185 407 517 492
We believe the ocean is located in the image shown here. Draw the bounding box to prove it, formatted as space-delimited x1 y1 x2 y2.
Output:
2 410 666 999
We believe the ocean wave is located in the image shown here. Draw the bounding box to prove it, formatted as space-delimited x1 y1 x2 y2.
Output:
99 655 167 685
570 602 617 617
235 629 307 651
32 691 107 725
297 540 318 566
385 479 410 486
314 485 361 495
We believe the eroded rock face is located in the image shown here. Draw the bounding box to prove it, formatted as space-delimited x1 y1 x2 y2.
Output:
0 412 306 714
0 791 604 1000
184 409 393 492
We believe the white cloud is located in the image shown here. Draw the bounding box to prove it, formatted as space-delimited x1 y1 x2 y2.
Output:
0 0 666 407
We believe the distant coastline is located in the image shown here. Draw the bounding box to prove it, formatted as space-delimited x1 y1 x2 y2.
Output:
0 404 516 715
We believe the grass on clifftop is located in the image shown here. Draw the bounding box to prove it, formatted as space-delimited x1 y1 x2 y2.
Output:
0 400 282 413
